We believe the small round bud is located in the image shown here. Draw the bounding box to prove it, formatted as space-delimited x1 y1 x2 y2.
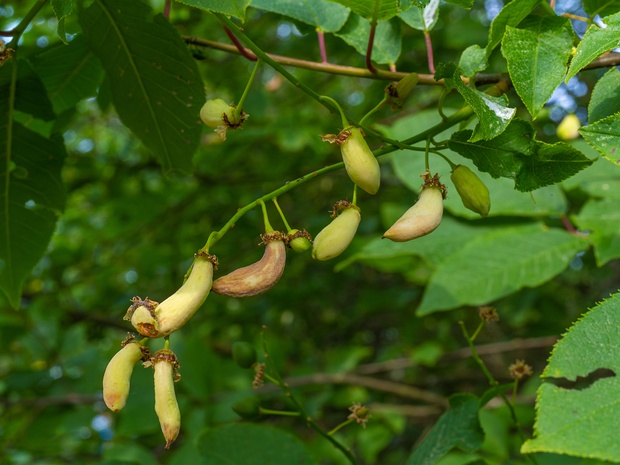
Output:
450 165 491 217
200 99 236 128
232 397 262 420
287 229 312 253
232 341 257 369
556 114 581 141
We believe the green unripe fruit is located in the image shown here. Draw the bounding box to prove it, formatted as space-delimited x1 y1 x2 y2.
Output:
340 128 381 195
200 99 237 128
450 165 491 217
232 396 262 420
288 229 312 253
312 203 361 261
557 114 580 141
232 341 257 369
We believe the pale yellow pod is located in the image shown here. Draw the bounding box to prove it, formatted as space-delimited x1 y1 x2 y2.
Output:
102 341 144 412
129 254 215 338
340 128 381 195
153 350 181 450
383 186 444 242
312 206 361 261
212 234 287 297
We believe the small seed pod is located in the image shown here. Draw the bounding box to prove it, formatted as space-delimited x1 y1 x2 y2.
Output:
385 73 419 110
199 99 248 140
212 232 287 297
232 341 257 369
152 349 181 450
125 253 217 338
312 201 361 261
450 165 491 217
340 128 381 195
102 338 149 412
287 229 312 253
383 172 446 242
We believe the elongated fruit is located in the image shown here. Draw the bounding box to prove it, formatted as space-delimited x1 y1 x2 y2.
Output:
212 232 287 297
312 202 361 261
126 253 217 338
450 165 490 217
340 128 381 195
102 340 148 412
153 349 181 450
383 172 445 242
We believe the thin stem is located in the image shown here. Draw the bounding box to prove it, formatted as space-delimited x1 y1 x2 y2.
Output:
164 336 170 350
316 29 328 63
512 379 519 406
365 22 378 74
258 200 274 233
359 96 388 126
549 0 556 9
319 95 349 128
424 31 435 74
164 0 171 19
424 137 431 171
260 329 360 465
470 321 485 342
235 59 260 119
259 407 301 417
328 418 355 436
7 0 48 48
272 198 292 232
224 26 258 61
434 151 456 170
352 184 358 206
561 13 589 22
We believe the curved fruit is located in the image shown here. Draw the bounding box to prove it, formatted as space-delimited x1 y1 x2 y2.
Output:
383 172 445 242
102 339 148 412
125 253 217 338
212 232 287 297
340 128 381 195
312 202 361 261
287 229 312 253
152 349 181 450
450 165 491 217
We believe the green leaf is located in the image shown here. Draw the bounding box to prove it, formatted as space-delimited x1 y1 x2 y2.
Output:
516 141 595 191
566 11 620 81
250 0 350 32
452 73 516 141
79 0 204 174
0 59 55 122
588 68 620 123
51 0 73 44
583 0 620 18
326 0 402 21
417 224 587 315
197 424 319 465
335 15 402 64
407 394 484 465
522 292 620 461
445 0 473 8
486 0 540 58
31 36 104 115
579 113 620 165
177 0 251 19
573 197 620 266
398 0 439 31
501 16 573 118
458 45 487 77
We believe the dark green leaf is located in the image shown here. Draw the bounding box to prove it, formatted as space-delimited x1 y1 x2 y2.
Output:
566 11 620 81
335 15 401 64
250 0 350 32
398 0 439 31
0 123 66 308
197 424 319 465
580 113 620 165
573 197 620 266
0 59 55 122
51 0 73 44
522 292 620 461
582 0 620 18
177 0 251 19
486 0 540 58
452 73 515 141
501 16 573 118
516 141 595 191
417 224 587 315
407 394 484 465
588 68 620 123
445 0 473 8
31 36 104 115
79 0 204 174
326 0 402 21
458 45 487 77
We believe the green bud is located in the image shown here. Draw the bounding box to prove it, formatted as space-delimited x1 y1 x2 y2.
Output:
232 397 262 420
386 73 419 109
232 341 257 369
450 165 491 217
200 99 236 128
287 229 312 253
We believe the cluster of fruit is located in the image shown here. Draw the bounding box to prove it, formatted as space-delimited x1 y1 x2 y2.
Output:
102 92 492 448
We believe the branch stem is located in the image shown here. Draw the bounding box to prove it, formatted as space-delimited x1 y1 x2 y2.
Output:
7 0 48 48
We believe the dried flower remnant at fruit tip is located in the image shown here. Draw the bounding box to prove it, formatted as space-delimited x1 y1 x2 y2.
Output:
509 360 533 380
348 403 371 428
479 306 499 322
253 362 266 388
